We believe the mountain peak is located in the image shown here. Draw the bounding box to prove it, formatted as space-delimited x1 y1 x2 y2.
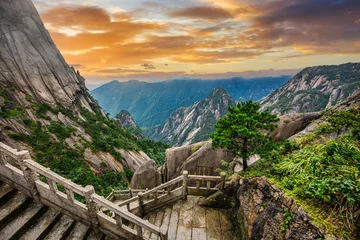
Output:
115 110 138 129
260 63 360 114
147 87 236 146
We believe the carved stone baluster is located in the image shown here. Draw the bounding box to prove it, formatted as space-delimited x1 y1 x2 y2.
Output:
220 172 226 190
18 152 40 202
84 185 99 232
115 214 122 228
196 180 200 190
66 189 75 203
182 171 188 200
138 192 145 218
206 180 211 190
47 177 58 193
136 225 143 238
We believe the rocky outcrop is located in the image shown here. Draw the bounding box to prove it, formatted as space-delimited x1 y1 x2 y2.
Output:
236 177 334 240
0 0 153 179
147 87 236 146
130 160 162 189
116 149 152 172
115 110 138 129
163 141 235 181
261 63 360 115
269 112 322 141
0 0 100 112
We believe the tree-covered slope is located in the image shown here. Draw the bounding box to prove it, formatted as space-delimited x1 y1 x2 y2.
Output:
91 76 290 127
260 63 360 114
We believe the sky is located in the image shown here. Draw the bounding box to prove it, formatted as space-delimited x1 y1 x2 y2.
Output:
33 0 360 85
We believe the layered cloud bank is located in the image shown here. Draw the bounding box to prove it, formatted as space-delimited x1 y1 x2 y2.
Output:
34 0 360 83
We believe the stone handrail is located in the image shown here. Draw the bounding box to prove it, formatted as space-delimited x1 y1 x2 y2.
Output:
111 171 227 217
0 142 165 240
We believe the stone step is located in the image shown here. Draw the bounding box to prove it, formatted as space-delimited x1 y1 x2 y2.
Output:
66 222 90 240
87 231 105 240
0 191 32 231
150 208 165 240
44 214 75 240
0 202 45 239
159 207 172 234
19 208 61 240
143 211 157 239
167 201 181 240
0 183 14 201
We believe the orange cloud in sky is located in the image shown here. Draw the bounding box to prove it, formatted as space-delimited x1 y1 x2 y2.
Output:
35 0 360 83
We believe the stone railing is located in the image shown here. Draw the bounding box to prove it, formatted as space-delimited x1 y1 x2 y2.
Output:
108 171 227 218
0 142 165 240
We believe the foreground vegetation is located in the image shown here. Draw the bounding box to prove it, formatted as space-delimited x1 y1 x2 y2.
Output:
239 107 360 239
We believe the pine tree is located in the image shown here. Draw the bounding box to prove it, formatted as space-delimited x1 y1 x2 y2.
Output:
211 100 278 171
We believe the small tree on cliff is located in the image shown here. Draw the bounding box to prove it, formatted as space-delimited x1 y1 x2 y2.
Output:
210 100 278 171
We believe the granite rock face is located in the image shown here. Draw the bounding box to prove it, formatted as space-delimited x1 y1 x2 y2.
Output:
163 141 235 182
236 177 334 240
268 112 322 141
0 0 96 111
130 160 162 189
261 63 360 115
0 0 151 177
147 87 236 146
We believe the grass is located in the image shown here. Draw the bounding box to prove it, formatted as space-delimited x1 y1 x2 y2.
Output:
237 107 360 239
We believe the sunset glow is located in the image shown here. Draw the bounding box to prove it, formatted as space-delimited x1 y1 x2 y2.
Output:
34 0 360 84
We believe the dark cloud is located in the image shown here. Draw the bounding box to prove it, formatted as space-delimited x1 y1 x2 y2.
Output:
169 6 233 20
141 64 156 69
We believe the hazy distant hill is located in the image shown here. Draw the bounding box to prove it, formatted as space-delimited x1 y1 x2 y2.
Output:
261 63 360 114
146 87 236 146
91 76 290 127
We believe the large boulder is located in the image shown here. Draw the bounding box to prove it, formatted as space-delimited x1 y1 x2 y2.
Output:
163 141 235 181
269 112 322 141
236 177 332 240
130 160 161 189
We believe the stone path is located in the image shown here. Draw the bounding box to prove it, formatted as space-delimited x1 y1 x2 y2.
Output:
0 182 105 240
126 195 239 240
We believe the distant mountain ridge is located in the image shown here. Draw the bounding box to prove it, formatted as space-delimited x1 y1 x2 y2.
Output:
91 76 290 127
146 87 236 146
261 63 360 114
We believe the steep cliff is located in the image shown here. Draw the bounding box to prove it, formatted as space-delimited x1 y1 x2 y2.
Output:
147 87 236 146
0 0 162 196
261 63 360 115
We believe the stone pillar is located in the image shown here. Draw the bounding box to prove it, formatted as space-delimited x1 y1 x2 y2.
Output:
84 185 99 232
182 171 188 200
138 192 144 218
220 172 226 190
17 151 40 202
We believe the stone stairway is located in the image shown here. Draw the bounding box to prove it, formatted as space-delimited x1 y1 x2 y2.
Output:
124 196 238 240
0 182 107 240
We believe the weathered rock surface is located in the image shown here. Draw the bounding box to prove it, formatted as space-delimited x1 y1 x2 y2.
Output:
236 177 334 240
0 0 97 111
147 88 236 146
269 112 322 141
0 0 152 178
130 160 161 189
115 110 138 129
290 90 360 140
163 141 235 181
261 63 360 115
116 148 152 172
